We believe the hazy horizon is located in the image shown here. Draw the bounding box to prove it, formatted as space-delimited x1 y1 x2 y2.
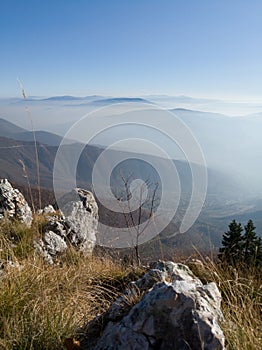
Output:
1 1 262 101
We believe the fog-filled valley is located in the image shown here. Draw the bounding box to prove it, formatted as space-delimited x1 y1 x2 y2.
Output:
1 96 262 256
1 95 262 196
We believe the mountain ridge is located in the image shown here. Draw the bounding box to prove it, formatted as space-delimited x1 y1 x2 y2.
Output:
0 118 71 146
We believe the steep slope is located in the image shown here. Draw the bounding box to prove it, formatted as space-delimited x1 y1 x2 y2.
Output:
14 130 63 146
0 117 65 146
0 117 27 137
0 137 55 188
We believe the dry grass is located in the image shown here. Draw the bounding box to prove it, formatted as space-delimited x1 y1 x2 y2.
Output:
0 257 130 350
0 218 261 349
0 218 143 350
190 258 262 350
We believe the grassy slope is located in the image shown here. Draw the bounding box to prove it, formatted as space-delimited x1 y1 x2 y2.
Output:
0 217 143 350
0 218 261 350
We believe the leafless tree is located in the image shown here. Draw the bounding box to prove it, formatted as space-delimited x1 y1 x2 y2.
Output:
119 172 159 266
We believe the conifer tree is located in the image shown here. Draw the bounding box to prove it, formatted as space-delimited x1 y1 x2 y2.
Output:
218 220 243 265
254 237 262 268
243 219 258 266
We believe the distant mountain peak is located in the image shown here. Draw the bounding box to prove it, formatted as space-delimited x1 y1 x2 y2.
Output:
91 97 152 105
42 95 85 101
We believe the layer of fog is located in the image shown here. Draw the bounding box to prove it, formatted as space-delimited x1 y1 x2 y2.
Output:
1 96 262 198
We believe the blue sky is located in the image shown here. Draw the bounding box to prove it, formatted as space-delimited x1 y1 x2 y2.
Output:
1 0 262 99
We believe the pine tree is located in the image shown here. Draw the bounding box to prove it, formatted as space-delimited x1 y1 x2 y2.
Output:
243 220 259 267
218 220 243 265
254 237 262 268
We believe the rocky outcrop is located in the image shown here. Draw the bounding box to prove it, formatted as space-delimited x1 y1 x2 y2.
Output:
59 188 99 253
0 179 32 226
35 188 98 264
34 208 68 264
80 261 225 350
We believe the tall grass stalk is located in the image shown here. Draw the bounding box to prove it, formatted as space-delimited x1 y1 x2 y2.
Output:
17 79 41 210
19 159 35 214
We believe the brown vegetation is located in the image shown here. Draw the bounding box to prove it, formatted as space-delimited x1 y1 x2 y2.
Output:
0 218 261 349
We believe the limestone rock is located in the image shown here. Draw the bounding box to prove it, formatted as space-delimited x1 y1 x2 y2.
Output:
0 179 32 226
59 188 98 253
35 188 98 263
80 261 225 350
35 230 67 263
37 204 56 215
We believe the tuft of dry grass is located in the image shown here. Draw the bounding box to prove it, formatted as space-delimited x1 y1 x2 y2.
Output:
0 218 37 261
0 217 143 349
189 257 262 350
0 257 132 349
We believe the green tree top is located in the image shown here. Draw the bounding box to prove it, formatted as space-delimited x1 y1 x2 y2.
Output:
218 219 243 265
243 220 257 265
219 219 262 269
